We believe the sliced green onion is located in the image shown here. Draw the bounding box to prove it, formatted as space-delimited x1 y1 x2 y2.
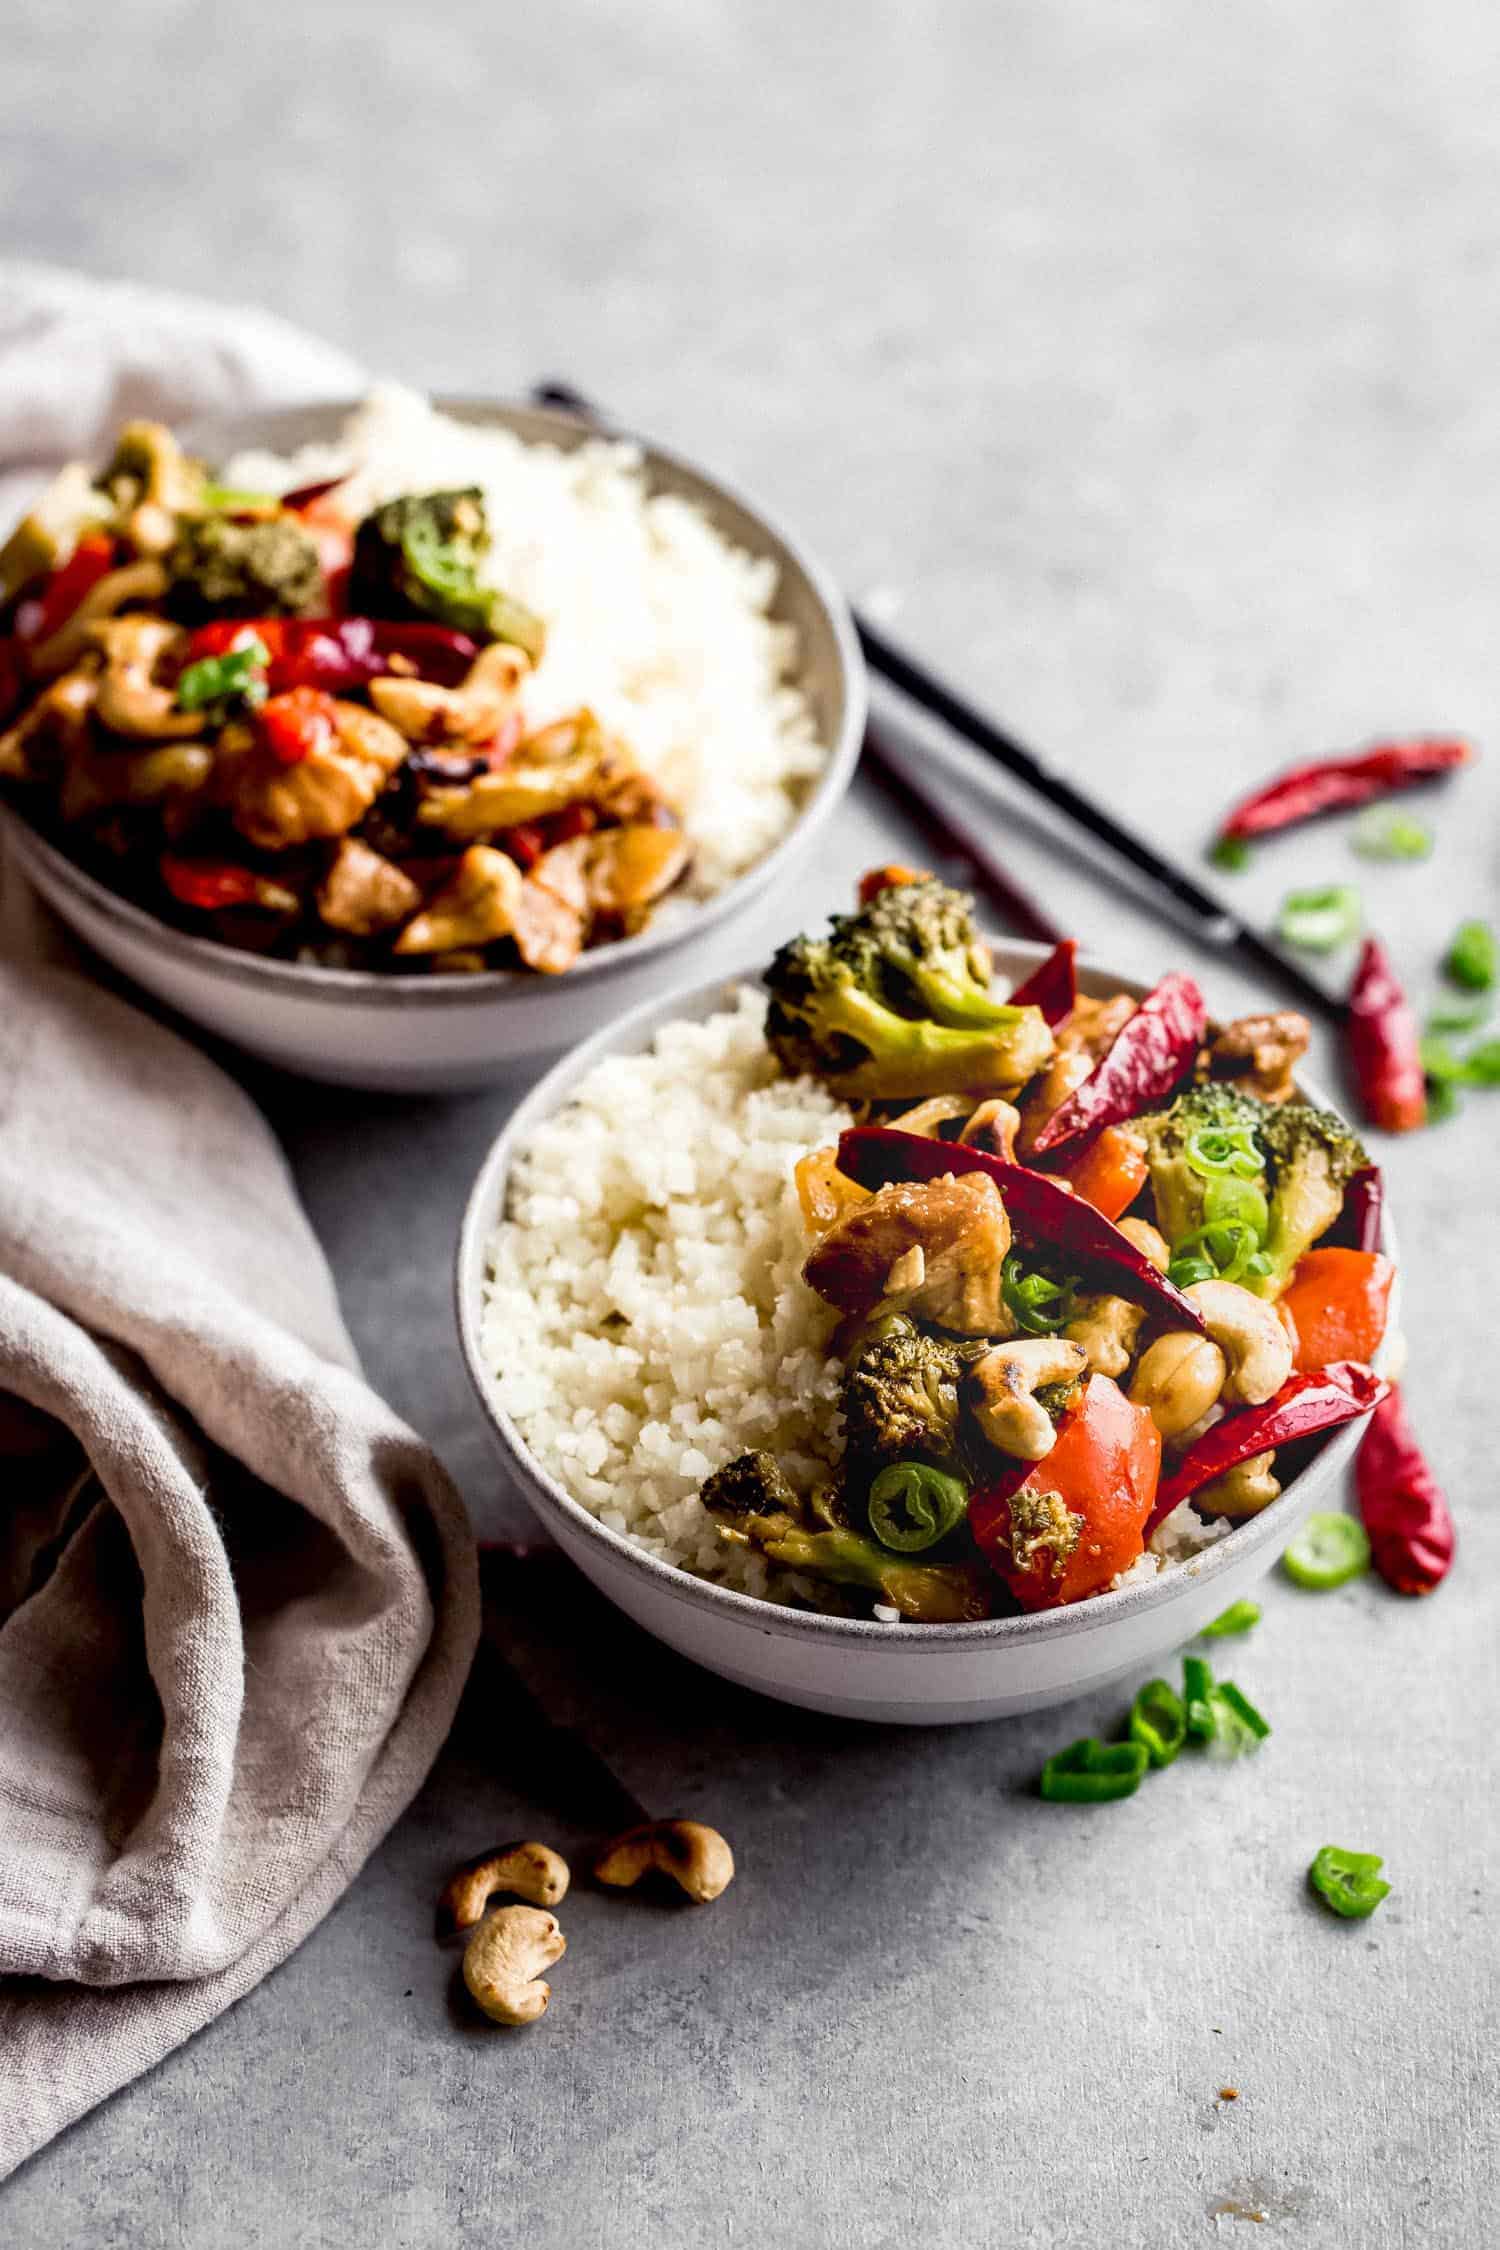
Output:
176 635 270 714
1167 1251 1218 1289
1183 1655 1216 1741
1128 1679 1186 1768
1426 999 1490 1037
1277 885 1363 954
1426 1076 1462 1124
1351 808 1433 862
1282 1511 1370 1590
1458 1038 1500 1087
1309 1845 1391 1920
1209 836 1254 873
1204 1173 1270 1237
1186 1124 1264 1181
1202 1599 1261 1638
1445 918 1496 992
867 1461 968 1553
1419 1033 1466 1084
200 481 280 513
1001 1252 1078 1336
1212 1681 1271 1748
1039 1737 1149 1804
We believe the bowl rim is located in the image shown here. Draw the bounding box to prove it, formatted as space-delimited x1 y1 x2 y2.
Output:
1 394 865 1008
455 939 1398 1650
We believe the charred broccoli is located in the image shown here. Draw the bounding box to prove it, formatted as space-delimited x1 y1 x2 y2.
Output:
841 1314 975 1471
165 515 325 621
349 488 545 661
699 1449 989 1621
764 880 1054 1097
1253 1099 1368 1297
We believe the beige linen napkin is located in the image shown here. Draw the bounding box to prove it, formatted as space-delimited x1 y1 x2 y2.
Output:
0 270 479 2175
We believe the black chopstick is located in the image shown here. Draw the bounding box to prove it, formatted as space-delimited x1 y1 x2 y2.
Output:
863 729 1065 945
531 382 1343 1022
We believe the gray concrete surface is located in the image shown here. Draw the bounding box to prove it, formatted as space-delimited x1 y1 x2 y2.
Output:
3 0 1499 2241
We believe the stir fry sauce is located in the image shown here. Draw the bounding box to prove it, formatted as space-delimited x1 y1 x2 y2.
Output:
698 871 1397 1620
0 422 690 971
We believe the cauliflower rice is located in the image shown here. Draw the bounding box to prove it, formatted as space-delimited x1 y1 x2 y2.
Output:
483 988 1226 1608
227 388 828 896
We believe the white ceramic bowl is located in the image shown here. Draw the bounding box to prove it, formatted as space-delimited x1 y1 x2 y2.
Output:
456 941 1398 1724
3 399 864 1092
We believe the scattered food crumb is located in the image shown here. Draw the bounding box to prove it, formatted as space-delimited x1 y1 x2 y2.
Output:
1219 2087 1240 2102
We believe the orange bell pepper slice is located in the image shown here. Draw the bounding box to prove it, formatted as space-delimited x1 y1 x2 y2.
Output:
969 1373 1162 1610
1277 1247 1393 1371
1059 1124 1149 1223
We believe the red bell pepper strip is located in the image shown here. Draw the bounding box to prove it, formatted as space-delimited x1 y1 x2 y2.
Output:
969 1374 1162 1609
1277 1249 1393 1371
159 855 278 912
1346 937 1426 1133
1029 973 1206 1158
1355 1387 1455 1595
1143 1360 1387 1534
836 1126 1207 1332
1217 737 1474 843
289 495 354 613
14 532 116 647
181 616 478 694
1006 939 1077 1026
1058 1125 1149 1223
257 685 338 767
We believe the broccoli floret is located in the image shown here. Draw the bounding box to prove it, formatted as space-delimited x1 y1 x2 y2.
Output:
1136 1080 1271 1253
764 883 1055 1098
699 1449 989 1621
348 488 545 661
165 515 324 621
1253 1099 1368 1298
841 1314 974 1470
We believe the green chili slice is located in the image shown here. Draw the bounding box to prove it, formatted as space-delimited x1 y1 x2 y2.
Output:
176 635 270 715
1277 885 1362 954
1351 808 1433 862
1039 1737 1149 1804
1202 1599 1261 1637
867 1461 969 1553
1445 918 1496 992
1309 1845 1391 1920
1128 1679 1186 1768
1209 836 1254 873
1183 1655 1216 1741
1282 1511 1370 1590
1001 1252 1078 1336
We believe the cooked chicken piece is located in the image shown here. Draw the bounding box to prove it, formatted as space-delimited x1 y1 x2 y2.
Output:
393 845 524 955
802 1171 1013 1335
1057 991 1135 1058
0 665 99 781
316 838 423 937
586 824 690 921
414 711 628 838
509 837 592 973
59 741 213 823
368 641 528 745
1206 1011 1311 1105
224 701 409 850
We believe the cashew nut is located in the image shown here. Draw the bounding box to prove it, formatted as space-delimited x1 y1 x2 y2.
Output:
1118 1216 1170 1273
438 1842 571 1940
90 615 205 738
1193 1450 1281 1518
593 1820 735 1903
1185 1279 1294 1406
28 559 170 677
394 844 524 955
1016 1049 1094 1156
369 641 528 744
1129 1331 1229 1441
967 1337 1089 1460
462 1905 566 2026
1064 1293 1144 1379
957 1097 1021 1160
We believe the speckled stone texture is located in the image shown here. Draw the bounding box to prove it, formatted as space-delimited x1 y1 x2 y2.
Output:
2 1 1496 2241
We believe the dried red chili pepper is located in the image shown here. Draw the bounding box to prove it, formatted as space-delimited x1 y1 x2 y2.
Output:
1007 938 1077 1026
501 822 545 871
14 532 117 647
181 616 478 694
1218 737 1474 843
0 636 23 727
257 685 338 767
1143 1360 1387 1534
1334 1165 1385 1254
1029 972 1205 1158
159 854 279 912
836 1126 1207 1333
1346 937 1426 1133
1356 1387 1455 1595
